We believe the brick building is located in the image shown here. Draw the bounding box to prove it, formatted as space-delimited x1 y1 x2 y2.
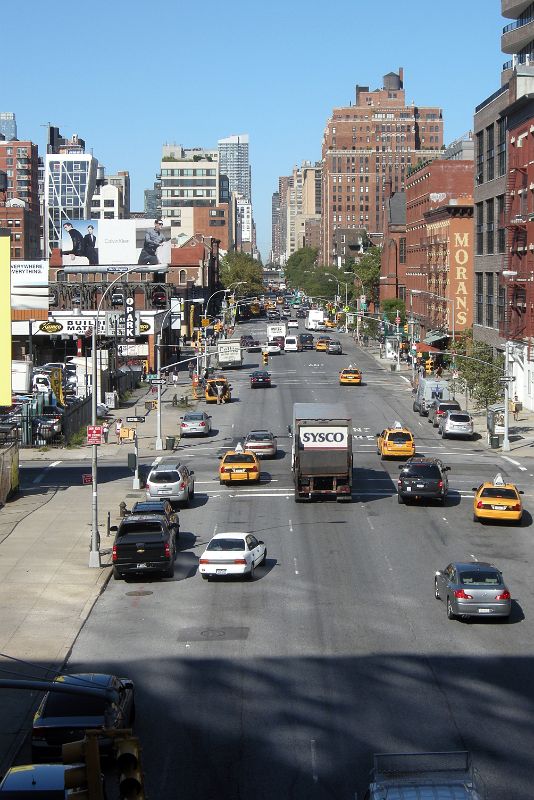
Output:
0 139 41 260
321 68 443 266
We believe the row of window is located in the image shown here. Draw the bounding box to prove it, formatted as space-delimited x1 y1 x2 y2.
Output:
160 169 217 177
475 273 506 328
476 119 506 184
92 199 116 207
161 179 217 188
475 196 506 255
1 147 28 156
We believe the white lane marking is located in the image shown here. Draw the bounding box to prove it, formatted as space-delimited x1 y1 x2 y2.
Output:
230 493 293 498
294 557 299 576
367 517 375 531
442 517 448 524
502 455 527 471
310 739 318 784
32 460 62 484
401 376 411 384
470 553 478 560
49 460 61 468
289 519 293 533
213 523 218 535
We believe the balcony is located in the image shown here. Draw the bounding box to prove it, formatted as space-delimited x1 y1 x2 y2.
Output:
502 17 534 53
502 0 532 19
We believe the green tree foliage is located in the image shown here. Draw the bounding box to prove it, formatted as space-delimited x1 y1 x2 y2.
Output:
285 247 319 286
381 298 406 324
219 252 264 296
453 331 504 409
353 246 381 304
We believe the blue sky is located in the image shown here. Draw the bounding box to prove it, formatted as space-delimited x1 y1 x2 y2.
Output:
6 1 504 261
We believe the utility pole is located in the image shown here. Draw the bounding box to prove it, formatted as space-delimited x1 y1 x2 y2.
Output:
502 340 512 452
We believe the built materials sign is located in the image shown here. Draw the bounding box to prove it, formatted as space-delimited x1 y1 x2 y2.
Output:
11 260 49 310
299 426 349 449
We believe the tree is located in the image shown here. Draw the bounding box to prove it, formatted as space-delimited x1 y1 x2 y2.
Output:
219 252 264 297
453 331 504 409
354 246 381 304
381 298 406 324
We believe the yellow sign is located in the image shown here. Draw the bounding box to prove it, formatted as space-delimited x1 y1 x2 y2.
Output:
49 367 64 405
0 231 11 405
201 318 211 327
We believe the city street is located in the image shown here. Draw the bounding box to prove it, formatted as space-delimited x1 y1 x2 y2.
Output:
42 322 534 800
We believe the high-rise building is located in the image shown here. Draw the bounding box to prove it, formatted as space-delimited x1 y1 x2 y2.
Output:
44 133 98 253
271 191 280 264
159 144 219 219
0 113 17 141
321 68 443 265
107 171 130 216
288 161 322 255
144 183 160 218
277 175 293 265
0 138 41 259
218 134 251 203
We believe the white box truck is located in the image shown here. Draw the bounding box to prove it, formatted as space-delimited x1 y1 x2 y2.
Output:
266 323 287 341
11 360 33 394
305 309 324 330
217 340 243 369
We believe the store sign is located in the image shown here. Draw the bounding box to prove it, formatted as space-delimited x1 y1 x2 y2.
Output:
104 310 140 337
450 227 473 329
118 343 149 357
124 296 137 338
35 315 150 337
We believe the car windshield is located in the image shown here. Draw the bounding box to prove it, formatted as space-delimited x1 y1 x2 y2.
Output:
43 691 107 717
459 570 501 586
438 404 460 412
184 414 204 421
120 521 164 535
388 432 412 443
247 433 272 442
224 454 256 464
149 471 180 483
403 464 441 479
207 538 245 551
448 414 471 423
480 487 518 499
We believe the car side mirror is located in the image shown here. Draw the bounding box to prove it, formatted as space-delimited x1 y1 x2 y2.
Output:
180 416 183 419
519 490 524 495
287 424 292 435
218 455 223 459
472 487 478 492
444 466 451 471
376 433 380 438
398 465 403 470
259 540 264 545
110 525 118 532
189 470 194 475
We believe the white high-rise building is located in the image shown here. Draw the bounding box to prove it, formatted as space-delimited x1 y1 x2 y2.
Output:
218 134 251 203
159 144 219 220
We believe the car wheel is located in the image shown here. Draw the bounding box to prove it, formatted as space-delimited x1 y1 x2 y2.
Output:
190 484 195 499
473 513 479 523
201 574 209 580
246 562 255 581
413 402 418 412
434 579 440 600
260 548 267 566
397 493 404 504
113 567 123 580
446 598 456 620
165 561 175 579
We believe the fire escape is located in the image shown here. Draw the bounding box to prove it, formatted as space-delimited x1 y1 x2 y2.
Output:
501 134 534 342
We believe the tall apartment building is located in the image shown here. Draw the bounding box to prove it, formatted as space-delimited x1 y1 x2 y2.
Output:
90 168 130 219
285 161 322 257
218 134 251 202
0 112 17 141
472 0 534 409
44 133 98 253
0 138 41 259
107 171 130 216
271 191 280 264
321 68 443 265
276 175 293 265
159 144 219 219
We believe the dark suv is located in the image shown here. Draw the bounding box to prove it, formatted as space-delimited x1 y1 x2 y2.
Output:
111 514 177 579
397 457 450 505
427 400 462 428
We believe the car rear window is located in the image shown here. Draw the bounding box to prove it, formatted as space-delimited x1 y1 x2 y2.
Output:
247 433 272 442
403 464 441 479
388 432 412 443
459 570 501 586
480 487 518 499
224 454 256 464
149 471 180 483
207 538 245 551
448 414 471 423
439 403 461 412
184 414 204 421
120 521 164 535
43 691 107 717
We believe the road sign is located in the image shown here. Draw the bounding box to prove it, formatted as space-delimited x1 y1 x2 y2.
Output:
149 378 166 386
82 474 93 485
126 416 145 423
86 425 102 445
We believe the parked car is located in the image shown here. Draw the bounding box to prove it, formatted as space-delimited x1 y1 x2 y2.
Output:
198 532 266 580
31 673 135 761
427 400 462 427
130 499 180 536
145 458 195 506
111 513 177 579
180 411 212 436
434 561 511 620
438 411 474 439
0 763 70 797
397 457 450 505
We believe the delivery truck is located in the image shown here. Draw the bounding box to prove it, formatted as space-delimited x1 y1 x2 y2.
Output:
289 403 352 502
305 309 324 330
266 323 287 341
217 340 243 369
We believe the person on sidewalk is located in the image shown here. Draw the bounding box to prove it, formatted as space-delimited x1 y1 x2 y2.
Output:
102 421 110 444
115 418 123 444
172 371 179 387
513 394 520 422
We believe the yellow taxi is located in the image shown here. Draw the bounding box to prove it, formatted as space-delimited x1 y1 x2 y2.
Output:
339 367 362 385
315 337 331 352
472 473 524 524
205 376 232 404
376 422 415 459
219 444 261 485
324 319 337 329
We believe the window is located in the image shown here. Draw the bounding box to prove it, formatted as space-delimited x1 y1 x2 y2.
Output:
104 200 114 207
399 237 406 264
476 273 483 324
104 211 114 219
498 284 505 326
486 273 494 327
497 195 505 253
179 269 186 284
476 131 484 184
486 124 494 181
476 203 483 254
497 117 507 177
486 198 494 254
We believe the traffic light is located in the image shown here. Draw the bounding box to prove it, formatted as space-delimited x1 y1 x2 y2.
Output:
403 324 409 334
116 734 145 799
425 358 434 374
262 352 269 365
62 733 104 800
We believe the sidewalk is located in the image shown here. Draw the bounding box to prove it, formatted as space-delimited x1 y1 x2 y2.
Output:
355 337 534 457
0 376 197 773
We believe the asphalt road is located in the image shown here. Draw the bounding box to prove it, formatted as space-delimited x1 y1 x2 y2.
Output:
55 321 534 800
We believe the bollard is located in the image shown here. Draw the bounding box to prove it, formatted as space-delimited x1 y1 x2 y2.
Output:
119 501 128 518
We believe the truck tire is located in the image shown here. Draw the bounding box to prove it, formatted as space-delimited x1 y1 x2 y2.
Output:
113 567 123 580
412 402 418 412
165 561 175 579
294 489 305 503
397 493 404 504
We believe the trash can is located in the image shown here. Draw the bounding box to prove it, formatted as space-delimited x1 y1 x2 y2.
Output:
390 363 399 372
489 434 500 449
165 435 176 451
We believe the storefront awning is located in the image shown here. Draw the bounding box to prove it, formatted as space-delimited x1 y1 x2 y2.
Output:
423 330 448 345
414 341 441 354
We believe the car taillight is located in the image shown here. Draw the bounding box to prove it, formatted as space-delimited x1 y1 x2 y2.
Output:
112 545 117 562
165 542 171 559
476 500 484 509
233 559 247 565
32 727 47 740
397 479 402 486
199 558 210 564
199 422 205 427
454 589 473 599
438 480 443 488
220 466 229 473
179 482 185 489
511 503 521 511
495 590 511 600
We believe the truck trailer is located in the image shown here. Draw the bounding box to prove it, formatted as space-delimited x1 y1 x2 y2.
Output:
290 403 352 502
217 340 243 369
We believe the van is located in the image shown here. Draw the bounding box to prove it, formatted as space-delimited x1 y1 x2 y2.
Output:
413 378 451 416
284 336 300 352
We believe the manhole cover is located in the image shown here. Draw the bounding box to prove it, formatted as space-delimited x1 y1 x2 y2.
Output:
177 626 249 642
125 590 154 597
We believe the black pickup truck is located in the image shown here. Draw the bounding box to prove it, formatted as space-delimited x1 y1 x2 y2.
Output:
111 514 177 580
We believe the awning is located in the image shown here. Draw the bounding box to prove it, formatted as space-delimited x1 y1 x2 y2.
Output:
423 330 448 345
414 342 441 354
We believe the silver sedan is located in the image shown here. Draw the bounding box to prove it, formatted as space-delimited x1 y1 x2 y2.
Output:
244 430 277 458
438 411 474 439
180 411 212 436
434 561 511 621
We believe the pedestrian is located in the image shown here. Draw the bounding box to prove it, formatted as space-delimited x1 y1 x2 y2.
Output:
102 421 110 444
513 394 520 421
115 418 123 444
188 360 195 380
172 371 179 387
216 383 224 405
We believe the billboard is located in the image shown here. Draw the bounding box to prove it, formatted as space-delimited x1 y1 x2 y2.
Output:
11 260 49 310
61 219 171 268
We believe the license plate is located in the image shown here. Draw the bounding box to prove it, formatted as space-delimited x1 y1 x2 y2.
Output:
137 563 147 569
406 486 412 492
416 484 425 489
478 608 492 613
493 505 506 510
216 569 226 575
158 490 171 495
235 468 246 473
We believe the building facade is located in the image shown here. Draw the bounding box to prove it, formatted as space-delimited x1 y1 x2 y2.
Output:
321 68 443 266
218 134 251 203
0 138 41 259
0 112 17 141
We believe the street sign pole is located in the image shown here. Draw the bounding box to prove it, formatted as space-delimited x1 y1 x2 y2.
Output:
132 431 140 490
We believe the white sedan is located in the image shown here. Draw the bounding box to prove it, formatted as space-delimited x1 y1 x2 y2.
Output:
287 319 299 329
265 342 281 354
199 532 267 580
